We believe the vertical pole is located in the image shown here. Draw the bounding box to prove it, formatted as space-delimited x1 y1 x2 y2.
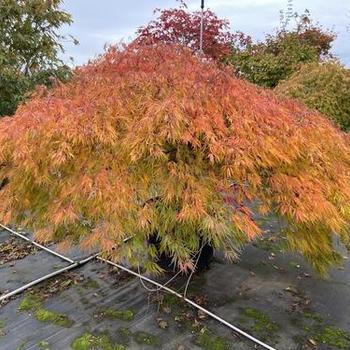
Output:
199 0 205 53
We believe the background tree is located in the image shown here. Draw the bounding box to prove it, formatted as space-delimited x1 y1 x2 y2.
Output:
276 62 350 131
134 3 242 60
1 45 350 275
229 10 335 88
0 0 76 117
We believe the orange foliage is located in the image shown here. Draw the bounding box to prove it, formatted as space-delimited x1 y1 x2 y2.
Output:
1 45 350 273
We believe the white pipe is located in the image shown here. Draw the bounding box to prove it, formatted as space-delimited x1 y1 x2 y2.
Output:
0 254 98 302
97 257 277 350
0 223 74 264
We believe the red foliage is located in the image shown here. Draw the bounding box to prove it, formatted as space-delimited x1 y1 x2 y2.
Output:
293 11 335 57
134 6 239 60
297 28 334 56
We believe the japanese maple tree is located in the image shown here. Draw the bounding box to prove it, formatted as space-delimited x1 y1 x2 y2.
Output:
276 62 350 131
230 10 335 88
134 3 237 60
1 45 350 274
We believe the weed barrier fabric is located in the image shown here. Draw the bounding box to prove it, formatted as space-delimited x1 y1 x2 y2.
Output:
1 227 276 350
0 261 255 350
0 230 69 297
0 222 350 349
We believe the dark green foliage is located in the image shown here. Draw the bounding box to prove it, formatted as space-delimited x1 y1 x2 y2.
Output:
229 11 335 88
276 62 350 131
0 0 75 116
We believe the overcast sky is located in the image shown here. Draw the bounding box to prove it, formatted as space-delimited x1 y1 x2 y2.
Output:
60 0 350 66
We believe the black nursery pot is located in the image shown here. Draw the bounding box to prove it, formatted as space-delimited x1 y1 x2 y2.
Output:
148 234 214 273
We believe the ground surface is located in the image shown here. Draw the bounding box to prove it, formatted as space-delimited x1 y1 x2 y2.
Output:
0 217 349 350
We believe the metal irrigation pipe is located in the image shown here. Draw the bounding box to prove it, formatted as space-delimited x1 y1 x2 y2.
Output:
0 223 130 302
0 253 98 302
199 0 205 53
97 256 277 350
0 223 74 264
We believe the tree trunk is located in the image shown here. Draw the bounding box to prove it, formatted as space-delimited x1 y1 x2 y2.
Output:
148 234 213 273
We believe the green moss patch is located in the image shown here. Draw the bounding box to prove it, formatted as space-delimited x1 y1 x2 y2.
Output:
295 310 350 349
117 327 131 345
98 308 135 321
18 293 42 311
34 308 74 328
15 342 27 350
0 320 6 337
314 326 350 350
133 331 160 346
18 293 74 328
82 278 100 289
241 307 279 337
71 333 125 350
303 312 324 323
161 293 182 308
195 328 230 350
37 340 51 350
301 312 350 350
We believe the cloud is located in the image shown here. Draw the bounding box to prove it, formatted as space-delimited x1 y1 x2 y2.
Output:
60 0 350 66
